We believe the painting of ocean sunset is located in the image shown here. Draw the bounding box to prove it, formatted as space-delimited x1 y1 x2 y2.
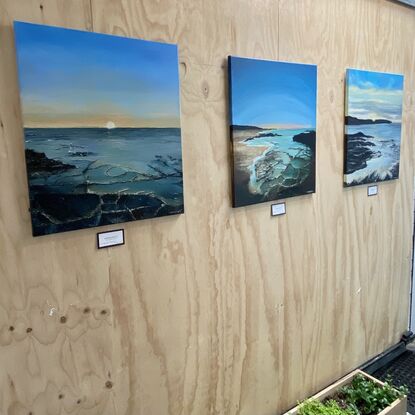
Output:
14 21 183 236
344 68 404 187
228 56 317 208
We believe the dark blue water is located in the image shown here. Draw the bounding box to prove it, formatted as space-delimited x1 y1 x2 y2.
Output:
344 123 401 185
25 127 183 202
24 128 184 235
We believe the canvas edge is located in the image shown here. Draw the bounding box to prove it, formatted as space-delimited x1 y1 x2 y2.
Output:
343 68 404 188
12 20 179 48
12 21 39 237
228 55 317 208
227 56 239 208
31 206 185 238
13 21 185 237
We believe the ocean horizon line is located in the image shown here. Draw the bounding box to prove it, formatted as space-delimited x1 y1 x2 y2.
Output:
345 121 402 125
232 124 316 130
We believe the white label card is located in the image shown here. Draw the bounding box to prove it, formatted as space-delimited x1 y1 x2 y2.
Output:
271 202 286 216
367 185 378 197
97 229 125 249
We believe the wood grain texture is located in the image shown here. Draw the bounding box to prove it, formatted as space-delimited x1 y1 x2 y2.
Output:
0 0 414 414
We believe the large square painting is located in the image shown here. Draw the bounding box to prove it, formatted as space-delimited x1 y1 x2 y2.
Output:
14 22 184 236
344 68 404 187
228 56 317 207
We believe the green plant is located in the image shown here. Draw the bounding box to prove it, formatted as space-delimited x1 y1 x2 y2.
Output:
298 399 353 415
297 374 407 415
339 374 408 415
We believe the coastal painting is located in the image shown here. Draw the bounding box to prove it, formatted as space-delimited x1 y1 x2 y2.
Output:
228 56 317 207
14 21 183 236
344 68 404 187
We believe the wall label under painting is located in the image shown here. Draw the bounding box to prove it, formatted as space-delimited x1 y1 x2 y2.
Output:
14 21 184 236
228 56 317 208
344 68 404 187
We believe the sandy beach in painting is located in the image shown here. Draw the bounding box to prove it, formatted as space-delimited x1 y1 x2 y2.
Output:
231 125 316 207
232 128 270 169
228 56 317 207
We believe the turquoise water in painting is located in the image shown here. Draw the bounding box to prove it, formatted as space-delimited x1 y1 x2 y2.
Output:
232 127 315 207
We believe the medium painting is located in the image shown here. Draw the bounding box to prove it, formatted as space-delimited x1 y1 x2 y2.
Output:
228 56 317 207
14 22 184 236
344 68 404 187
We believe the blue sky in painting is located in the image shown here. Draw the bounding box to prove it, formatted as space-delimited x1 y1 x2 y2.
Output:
346 68 404 122
229 56 317 129
14 21 181 127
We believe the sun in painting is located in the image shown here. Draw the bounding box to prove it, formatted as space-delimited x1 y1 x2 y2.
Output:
14 21 184 237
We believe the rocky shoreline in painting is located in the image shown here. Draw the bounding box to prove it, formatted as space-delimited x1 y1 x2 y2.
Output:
345 116 392 126
344 132 378 174
24 128 184 236
30 189 182 236
343 69 403 187
231 125 316 207
14 22 184 236
344 118 401 186
228 57 317 207
27 149 182 232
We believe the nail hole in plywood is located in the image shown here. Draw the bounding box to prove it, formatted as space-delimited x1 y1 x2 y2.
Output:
26 327 32 333
60 316 67 324
105 380 113 389
202 81 209 98
179 61 187 78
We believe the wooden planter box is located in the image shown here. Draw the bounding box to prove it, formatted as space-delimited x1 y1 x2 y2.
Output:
285 370 407 415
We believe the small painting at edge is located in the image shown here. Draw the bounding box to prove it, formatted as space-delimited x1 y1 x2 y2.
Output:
344 68 404 187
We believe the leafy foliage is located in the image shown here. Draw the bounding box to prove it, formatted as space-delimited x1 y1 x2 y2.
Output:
298 399 353 415
297 374 407 415
339 374 407 415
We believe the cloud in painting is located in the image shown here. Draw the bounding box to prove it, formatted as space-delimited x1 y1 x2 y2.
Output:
346 69 404 122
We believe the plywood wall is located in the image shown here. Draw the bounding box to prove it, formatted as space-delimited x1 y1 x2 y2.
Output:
0 1 414 414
